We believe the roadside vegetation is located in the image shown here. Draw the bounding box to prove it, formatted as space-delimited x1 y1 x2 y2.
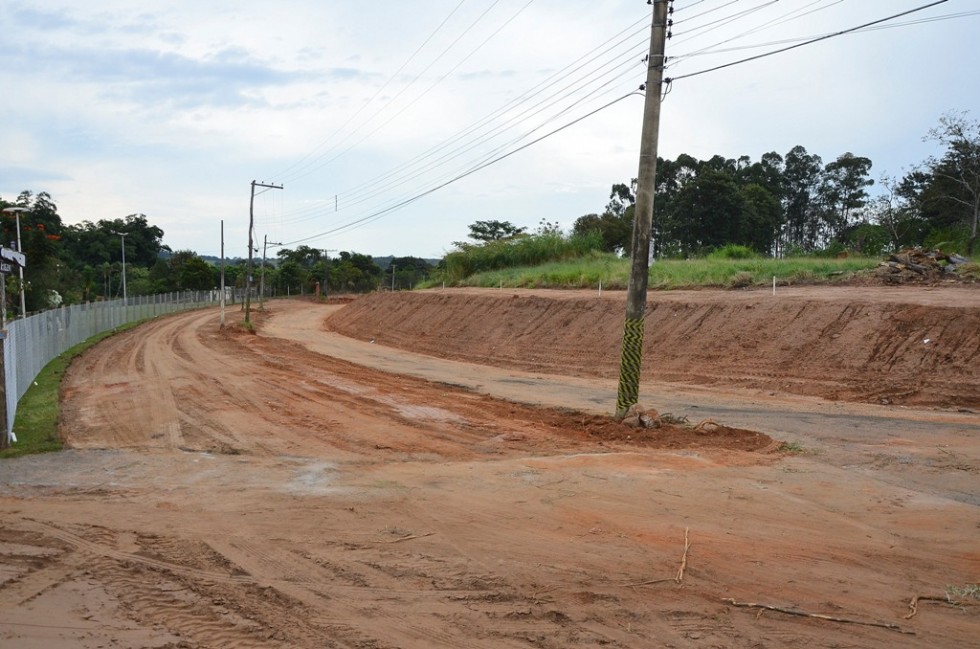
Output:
0 324 137 458
424 232 879 290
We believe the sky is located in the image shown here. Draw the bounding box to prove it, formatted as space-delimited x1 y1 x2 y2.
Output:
1 0 978 260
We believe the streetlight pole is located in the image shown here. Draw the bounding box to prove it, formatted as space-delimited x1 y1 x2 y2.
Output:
112 231 128 303
1 207 29 318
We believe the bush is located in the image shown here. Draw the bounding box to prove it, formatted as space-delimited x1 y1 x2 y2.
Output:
727 271 755 288
440 231 604 283
923 225 971 255
708 244 758 260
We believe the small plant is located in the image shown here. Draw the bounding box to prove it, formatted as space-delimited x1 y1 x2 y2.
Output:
946 583 980 603
779 441 806 454
728 270 755 288
957 262 980 280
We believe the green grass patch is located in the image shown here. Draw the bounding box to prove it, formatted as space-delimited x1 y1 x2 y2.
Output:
0 322 140 459
441 255 879 290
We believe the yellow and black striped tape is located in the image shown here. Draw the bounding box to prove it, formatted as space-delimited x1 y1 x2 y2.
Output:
616 317 645 414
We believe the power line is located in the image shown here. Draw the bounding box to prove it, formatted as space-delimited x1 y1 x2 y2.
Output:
673 0 742 25
279 91 640 246
275 62 642 231
327 19 650 210
671 0 845 62
668 0 949 82
318 41 648 219
276 0 518 185
671 8 980 61
270 13 653 226
282 0 537 188
270 0 471 183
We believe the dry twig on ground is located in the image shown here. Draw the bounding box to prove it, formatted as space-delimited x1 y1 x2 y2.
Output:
623 527 691 588
905 589 980 619
376 532 435 544
723 598 914 634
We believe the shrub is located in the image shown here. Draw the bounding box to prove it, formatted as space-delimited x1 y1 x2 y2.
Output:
440 231 603 283
727 271 755 288
708 244 758 260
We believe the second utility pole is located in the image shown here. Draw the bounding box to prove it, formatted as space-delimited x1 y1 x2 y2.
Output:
246 180 282 325
615 0 669 418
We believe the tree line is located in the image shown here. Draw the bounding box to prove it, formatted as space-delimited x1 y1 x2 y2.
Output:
573 112 980 259
0 192 433 314
3 113 976 312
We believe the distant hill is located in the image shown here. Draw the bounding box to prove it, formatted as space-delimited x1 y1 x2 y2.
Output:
373 256 440 270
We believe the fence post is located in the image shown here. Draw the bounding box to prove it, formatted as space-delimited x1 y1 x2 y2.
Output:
0 329 8 449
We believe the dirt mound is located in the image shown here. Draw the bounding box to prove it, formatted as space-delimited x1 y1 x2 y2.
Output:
326 287 980 409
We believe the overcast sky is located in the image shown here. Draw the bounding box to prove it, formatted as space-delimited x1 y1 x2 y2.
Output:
1 0 977 259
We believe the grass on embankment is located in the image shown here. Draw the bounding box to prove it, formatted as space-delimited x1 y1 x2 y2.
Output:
0 323 139 459
428 252 880 290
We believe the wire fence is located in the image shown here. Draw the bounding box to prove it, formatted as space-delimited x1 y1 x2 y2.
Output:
3 291 218 442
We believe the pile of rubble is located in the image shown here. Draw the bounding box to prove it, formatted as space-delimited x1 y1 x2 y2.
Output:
875 248 972 283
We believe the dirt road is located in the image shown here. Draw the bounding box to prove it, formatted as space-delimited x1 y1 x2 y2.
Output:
1 289 978 648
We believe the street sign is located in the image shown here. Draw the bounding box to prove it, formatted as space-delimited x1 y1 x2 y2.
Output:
0 263 10 274
0 247 25 268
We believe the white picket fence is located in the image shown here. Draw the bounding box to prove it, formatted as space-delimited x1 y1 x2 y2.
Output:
3 291 217 444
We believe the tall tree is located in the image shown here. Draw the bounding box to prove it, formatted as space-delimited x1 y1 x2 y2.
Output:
572 182 635 254
819 152 874 242
466 220 526 242
738 183 782 253
918 112 980 253
781 146 824 252
1 191 65 312
668 168 743 255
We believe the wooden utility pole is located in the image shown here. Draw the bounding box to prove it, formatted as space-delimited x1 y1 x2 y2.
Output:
260 235 282 310
615 0 669 418
245 181 282 325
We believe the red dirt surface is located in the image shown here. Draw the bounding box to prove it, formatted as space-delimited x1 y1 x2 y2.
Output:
1 287 978 649
327 286 980 409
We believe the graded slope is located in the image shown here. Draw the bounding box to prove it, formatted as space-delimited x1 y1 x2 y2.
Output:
326 286 980 408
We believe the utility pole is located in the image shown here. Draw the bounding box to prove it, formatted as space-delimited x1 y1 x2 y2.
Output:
245 180 282 325
390 263 396 292
615 0 670 418
260 235 282 310
321 249 337 302
220 220 226 327
112 231 128 303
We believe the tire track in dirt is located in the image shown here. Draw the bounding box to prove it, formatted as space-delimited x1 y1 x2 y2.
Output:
19 292 976 649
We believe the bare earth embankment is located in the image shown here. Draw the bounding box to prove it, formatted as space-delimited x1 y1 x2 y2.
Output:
1 286 978 649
